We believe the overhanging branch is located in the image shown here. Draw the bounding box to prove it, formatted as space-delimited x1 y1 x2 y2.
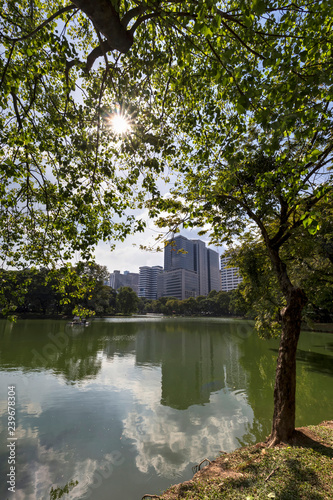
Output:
1 5 77 43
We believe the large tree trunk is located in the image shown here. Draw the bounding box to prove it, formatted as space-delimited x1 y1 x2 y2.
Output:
72 0 134 53
266 246 307 446
267 287 307 446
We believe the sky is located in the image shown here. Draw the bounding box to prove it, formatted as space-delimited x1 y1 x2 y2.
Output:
92 212 224 274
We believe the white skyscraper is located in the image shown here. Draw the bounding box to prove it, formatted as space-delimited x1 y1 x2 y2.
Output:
220 255 243 291
138 266 163 299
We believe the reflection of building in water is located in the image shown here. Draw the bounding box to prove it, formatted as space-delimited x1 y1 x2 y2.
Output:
135 322 249 409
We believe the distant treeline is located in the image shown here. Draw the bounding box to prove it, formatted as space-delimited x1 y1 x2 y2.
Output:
0 264 243 318
1 261 332 323
141 290 244 317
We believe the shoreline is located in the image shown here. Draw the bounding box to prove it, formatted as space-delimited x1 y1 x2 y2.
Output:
1 314 333 333
143 421 333 500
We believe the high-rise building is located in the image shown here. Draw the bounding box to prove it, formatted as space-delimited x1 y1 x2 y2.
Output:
157 268 198 301
107 270 139 294
220 255 243 291
208 248 222 292
192 239 209 296
138 266 163 300
158 235 221 300
164 235 195 272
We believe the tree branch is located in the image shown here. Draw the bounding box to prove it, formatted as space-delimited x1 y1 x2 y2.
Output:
1 5 77 43
206 39 246 98
86 40 112 71
219 18 265 60
71 0 133 53
302 144 333 187
129 13 161 36
122 5 147 28
216 8 243 23
11 92 23 130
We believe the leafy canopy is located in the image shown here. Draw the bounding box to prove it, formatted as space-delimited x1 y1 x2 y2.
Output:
1 0 333 270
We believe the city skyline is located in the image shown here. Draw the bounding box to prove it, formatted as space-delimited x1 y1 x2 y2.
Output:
93 225 224 275
106 234 224 300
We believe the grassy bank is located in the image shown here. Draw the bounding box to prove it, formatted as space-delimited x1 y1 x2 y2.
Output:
145 422 333 500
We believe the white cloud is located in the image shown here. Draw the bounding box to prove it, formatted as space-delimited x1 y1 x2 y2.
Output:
121 389 253 478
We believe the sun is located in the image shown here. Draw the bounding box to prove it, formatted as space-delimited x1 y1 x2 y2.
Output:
109 113 131 135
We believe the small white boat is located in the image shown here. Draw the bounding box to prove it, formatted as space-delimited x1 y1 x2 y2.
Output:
67 317 90 327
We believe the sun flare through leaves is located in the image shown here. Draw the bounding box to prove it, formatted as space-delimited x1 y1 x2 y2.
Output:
108 111 131 135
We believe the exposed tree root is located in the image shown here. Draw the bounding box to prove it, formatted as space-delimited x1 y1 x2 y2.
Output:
192 458 212 474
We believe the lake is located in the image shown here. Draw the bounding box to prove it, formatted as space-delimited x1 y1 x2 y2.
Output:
0 317 332 499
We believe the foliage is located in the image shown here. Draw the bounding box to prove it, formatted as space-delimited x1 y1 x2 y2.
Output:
0 1 157 267
0 262 115 317
0 267 32 319
230 205 333 335
2 1 333 269
0 266 249 318
116 285 139 315
49 480 79 499
141 290 243 317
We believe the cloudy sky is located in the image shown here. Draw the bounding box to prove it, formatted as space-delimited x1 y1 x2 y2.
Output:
92 211 224 274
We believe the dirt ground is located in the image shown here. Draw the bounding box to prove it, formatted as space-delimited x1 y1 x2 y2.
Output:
141 421 333 500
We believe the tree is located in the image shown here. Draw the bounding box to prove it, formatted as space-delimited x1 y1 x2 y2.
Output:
23 267 60 315
179 296 198 316
150 151 332 447
165 298 180 315
233 207 333 326
153 151 332 447
84 284 117 315
213 291 234 317
136 8 333 444
0 268 32 318
116 286 139 315
75 262 117 315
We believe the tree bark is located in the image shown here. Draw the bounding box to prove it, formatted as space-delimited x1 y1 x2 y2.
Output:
267 286 307 446
265 245 307 446
72 0 133 53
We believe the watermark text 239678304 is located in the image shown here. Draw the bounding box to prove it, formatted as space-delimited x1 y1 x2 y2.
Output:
7 385 17 493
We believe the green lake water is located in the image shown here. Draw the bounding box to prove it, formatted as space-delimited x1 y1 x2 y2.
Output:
0 317 332 499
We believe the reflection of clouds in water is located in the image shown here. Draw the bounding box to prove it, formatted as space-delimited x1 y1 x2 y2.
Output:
21 401 43 418
78 355 162 406
15 423 39 440
122 389 253 478
0 328 256 496
70 356 253 480
14 437 123 500
9 491 26 500
0 400 7 416
0 371 127 499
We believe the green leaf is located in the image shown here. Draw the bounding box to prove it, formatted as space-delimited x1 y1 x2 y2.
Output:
252 0 266 16
237 102 246 114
